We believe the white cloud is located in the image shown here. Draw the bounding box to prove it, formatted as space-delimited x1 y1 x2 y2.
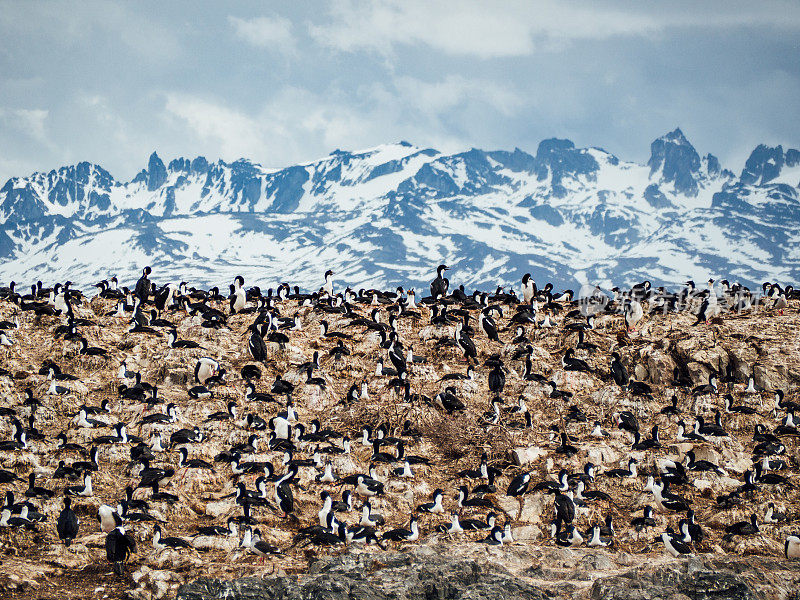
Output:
0 108 50 144
13 109 49 142
309 0 800 58
0 155 37 186
0 108 53 182
164 94 268 161
0 1 180 62
393 75 522 117
161 74 521 167
309 0 539 57
1 1 797 183
228 16 294 51
77 94 134 147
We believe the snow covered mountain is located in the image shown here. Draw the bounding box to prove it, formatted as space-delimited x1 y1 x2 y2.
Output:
1 129 799 293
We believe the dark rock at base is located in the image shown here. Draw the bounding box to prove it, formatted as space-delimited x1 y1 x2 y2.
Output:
175 577 301 600
176 548 800 600
176 551 546 600
687 572 752 600
591 562 755 600
177 544 800 600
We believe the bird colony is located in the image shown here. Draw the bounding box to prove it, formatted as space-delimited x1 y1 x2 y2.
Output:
0 269 799 598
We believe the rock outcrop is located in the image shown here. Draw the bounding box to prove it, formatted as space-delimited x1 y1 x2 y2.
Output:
175 546 800 600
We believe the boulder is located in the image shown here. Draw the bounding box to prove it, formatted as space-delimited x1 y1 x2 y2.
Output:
511 446 546 466
205 500 235 519
643 349 676 385
176 549 548 600
753 363 787 392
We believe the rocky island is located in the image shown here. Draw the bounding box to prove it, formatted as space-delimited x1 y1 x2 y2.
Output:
0 274 798 600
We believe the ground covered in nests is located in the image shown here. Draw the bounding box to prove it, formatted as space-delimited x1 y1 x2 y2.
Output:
0 282 798 599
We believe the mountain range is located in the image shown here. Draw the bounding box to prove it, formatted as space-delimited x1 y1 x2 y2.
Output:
1 129 798 294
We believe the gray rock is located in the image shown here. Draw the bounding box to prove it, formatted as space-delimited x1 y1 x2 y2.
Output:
686 571 753 600
176 549 800 600
753 363 786 392
591 562 757 600
176 550 546 600
511 446 546 467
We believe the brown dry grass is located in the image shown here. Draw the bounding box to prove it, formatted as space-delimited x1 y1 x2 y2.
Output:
427 413 474 461
0 288 798 597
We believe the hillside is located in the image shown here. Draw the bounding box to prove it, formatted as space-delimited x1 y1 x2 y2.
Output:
1 131 799 290
0 273 798 600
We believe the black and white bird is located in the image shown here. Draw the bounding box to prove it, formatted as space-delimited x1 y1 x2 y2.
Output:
605 458 638 479
152 523 192 550
65 474 93 497
645 478 690 512
359 501 385 528
631 506 657 532
613 411 639 437
137 462 174 489
479 312 500 343
764 502 788 524
487 361 505 395
178 448 215 471
416 489 445 514
457 486 494 509
248 326 268 362
77 337 107 356
506 472 531 497
25 473 54 499
481 526 504 545
194 518 238 538
355 474 384 497
194 357 220 384
660 529 693 557
723 514 759 541
724 394 757 415
98 504 119 534
140 403 178 425
167 329 201 349
684 450 723 474
587 525 613 547
242 526 281 557
382 517 419 542
205 401 237 422
562 349 592 372
786 535 800 560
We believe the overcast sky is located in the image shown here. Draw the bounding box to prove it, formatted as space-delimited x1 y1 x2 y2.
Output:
1 1 798 184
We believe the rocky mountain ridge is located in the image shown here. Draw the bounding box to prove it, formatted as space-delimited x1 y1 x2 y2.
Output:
1 130 799 291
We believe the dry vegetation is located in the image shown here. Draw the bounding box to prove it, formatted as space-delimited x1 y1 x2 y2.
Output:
0 281 798 599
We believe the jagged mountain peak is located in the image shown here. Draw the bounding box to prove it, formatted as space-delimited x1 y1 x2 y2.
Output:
740 143 800 187
662 127 690 143
533 138 598 185
647 127 701 196
146 151 167 191
536 137 576 156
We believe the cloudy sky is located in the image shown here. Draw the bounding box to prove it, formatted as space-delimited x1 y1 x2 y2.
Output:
1 1 798 184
